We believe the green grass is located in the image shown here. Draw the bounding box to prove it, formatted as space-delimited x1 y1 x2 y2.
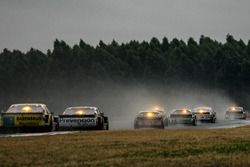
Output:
1 127 250 167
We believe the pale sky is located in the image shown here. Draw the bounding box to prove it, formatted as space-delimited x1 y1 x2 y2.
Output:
0 0 250 52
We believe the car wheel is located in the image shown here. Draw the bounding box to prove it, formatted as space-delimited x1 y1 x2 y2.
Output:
159 124 164 129
103 123 109 130
164 118 169 126
211 117 215 123
47 121 53 132
192 119 197 126
159 120 164 129
134 123 139 129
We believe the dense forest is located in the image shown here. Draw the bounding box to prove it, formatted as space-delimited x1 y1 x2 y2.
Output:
0 34 250 111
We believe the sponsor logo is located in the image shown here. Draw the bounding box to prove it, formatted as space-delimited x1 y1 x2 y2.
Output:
59 118 96 125
16 116 42 121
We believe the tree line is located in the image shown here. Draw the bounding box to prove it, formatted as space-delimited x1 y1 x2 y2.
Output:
0 34 250 108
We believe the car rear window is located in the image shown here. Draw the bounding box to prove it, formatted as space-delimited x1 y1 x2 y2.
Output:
227 107 243 111
139 112 160 117
193 108 210 113
63 108 97 115
7 105 44 113
172 110 191 115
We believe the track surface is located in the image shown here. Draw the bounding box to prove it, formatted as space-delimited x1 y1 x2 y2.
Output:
167 119 250 129
0 119 250 137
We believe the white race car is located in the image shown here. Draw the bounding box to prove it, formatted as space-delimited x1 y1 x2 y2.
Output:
168 109 197 126
134 110 165 129
225 106 247 119
193 107 216 123
57 106 109 130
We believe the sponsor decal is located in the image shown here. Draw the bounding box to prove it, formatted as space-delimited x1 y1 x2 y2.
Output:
15 116 43 126
59 118 96 125
16 116 42 121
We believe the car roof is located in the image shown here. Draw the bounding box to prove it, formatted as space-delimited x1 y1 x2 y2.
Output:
193 107 212 110
10 103 46 107
172 108 191 111
138 110 162 114
227 106 243 110
66 106 98 110
171 109 192 113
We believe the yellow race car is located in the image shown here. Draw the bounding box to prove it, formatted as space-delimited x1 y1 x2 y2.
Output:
0 103 54 133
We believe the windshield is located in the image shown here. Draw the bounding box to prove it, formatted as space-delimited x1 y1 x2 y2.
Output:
6 105 44 113
63 107 97 115
193 108 210 113
139 112 160 117
227 107 243 112
172 110 191 115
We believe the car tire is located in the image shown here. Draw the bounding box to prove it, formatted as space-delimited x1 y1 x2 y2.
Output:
164 118 169 127
103 123 109 130
134 123 139 129
211 117 216 123
159 124 164 129
45 119 53 132
159 120 164 129
105 124 109 130
192 119 197 126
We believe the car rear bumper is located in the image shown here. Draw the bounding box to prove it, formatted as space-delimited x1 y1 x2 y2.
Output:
197 117 213 121
226 113 247 119
134 119 163 128
57 125 102 131
169 118 194 124
0 125 51 133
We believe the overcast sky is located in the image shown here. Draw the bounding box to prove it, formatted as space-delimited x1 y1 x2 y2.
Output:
0 0 250 52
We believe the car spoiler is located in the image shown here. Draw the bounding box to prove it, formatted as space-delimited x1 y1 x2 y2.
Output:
59 115 96 118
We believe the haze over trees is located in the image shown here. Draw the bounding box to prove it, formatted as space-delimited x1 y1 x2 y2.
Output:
0 35 250 110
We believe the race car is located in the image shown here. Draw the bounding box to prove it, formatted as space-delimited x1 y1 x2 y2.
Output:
0 103 54 133
57 106 109 130
134 110 165 129
192 107 216 123
225 106 247 119
167 109 197 126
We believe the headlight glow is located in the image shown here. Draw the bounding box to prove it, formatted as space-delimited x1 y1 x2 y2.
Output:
147 112 153 118
22 106 31 112
154 107 160 111
76 110 85 115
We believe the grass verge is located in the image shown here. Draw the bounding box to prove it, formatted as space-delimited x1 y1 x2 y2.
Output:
1 127 250 167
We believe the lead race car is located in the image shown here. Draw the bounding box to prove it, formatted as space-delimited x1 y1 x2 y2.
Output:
192 107 216 123
57 106 109 130
0 103 54 133
167 109 197 126
225 106 247 119
134 109 165 129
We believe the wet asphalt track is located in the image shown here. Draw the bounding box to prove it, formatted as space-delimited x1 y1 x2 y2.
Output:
0 119 250 137
166 119 250 129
